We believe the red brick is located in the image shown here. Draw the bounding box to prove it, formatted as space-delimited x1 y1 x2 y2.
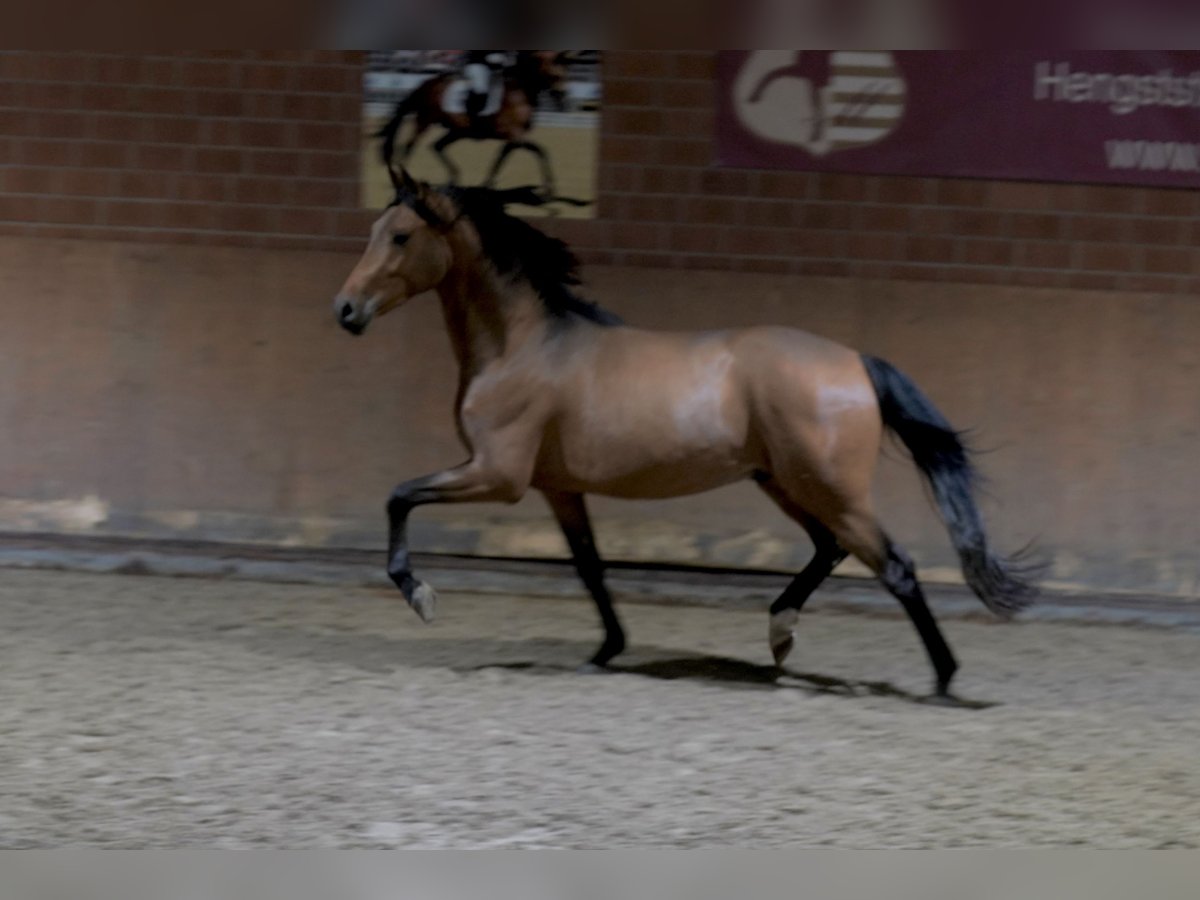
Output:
1079 242 1139 272
1128 218 1183 245
18 139 78 167
847 233 902 260
600 136 655 165
135 87 192 116
239 120 290 148
699 169 753 196
685 196 740 224
195 91 244 118
910 208 952 234
243 92 285 119
145 116 204 144
78 84 136 111
673 53 716 80
937 178 988 206
795 260 851 278
31 54 94 81
1067 272 1119 291
660 80 712 108
178 61 236 89
1009 212 1065 240
607 108 663 135
91 114 147 142
220 205 279 233
989 181 1055 210
58 169 115 196
300 151 351 180
641 167 699 194
118 171 174 199
0 195 42 221
159 202 221 231
232 178 293 205
1079 184 1143 215
1021 242 1074 269
1142 247 1195 275
1143 189 1198 217
792 230 844 258
670 224 725 253
1115 274 1180 294
876 177 932 204
92 56 141 83
963 239 1014 267
24 82 81 109
295 122 351 153
946 208 1004 237
2 167 60 193
281 94 341 121
743 201 795 229
39 196 99 225
814 173 874 202
607 53 673 79
737 257 791 275
133 144 189 171
757 171 811 200
624 195 681 222
605 78 659 107
905 235 959 263
104 199 160 228
656 139 711 167
193 148 242 174
661 109 714 136
295 68 353 94
797 204 853 230
292 179 349 208
856 205 910 232
1068 216 1130 243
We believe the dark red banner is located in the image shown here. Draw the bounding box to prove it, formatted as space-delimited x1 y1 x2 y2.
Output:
716 51 1200 188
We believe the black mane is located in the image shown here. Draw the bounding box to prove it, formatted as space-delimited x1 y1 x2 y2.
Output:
440 187 622 327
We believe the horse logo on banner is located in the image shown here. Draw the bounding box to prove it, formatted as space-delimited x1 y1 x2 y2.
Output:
734 51 907 157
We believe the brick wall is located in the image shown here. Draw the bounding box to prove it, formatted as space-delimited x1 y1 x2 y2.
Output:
2 50 1197 293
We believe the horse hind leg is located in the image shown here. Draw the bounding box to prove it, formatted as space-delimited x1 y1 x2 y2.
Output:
758 481 847 665
827 507 960 697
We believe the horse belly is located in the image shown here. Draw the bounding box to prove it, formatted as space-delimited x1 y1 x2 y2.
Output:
537 374 756 499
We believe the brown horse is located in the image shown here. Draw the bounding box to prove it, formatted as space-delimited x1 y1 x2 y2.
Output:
333 168 1036 698
375 52 568 195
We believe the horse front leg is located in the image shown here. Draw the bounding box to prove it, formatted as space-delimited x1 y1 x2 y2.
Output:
484 141 519 188
431 131 463 186
513 140 556 198
542 490 626 669
386 460 524 621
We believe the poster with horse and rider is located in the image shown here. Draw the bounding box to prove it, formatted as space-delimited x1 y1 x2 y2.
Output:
362 51 602 218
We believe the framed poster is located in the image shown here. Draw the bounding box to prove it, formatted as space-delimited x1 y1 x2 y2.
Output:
362 50 601 217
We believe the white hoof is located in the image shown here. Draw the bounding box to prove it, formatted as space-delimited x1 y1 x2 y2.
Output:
769 609 799 666
409 581 438 623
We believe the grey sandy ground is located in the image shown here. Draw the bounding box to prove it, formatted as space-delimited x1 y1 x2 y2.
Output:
1 569 1197 848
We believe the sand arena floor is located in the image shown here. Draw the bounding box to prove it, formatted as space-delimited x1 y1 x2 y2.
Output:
1 568 1197 848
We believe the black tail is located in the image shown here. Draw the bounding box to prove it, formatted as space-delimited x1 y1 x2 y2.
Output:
862 355 1037 617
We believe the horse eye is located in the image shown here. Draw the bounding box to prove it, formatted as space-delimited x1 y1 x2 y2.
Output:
392 233 409 247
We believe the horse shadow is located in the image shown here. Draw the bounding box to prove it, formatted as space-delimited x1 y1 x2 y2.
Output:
472 655 997 709
201 622 994 709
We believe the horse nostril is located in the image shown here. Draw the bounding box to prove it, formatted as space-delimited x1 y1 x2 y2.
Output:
339 302 354 322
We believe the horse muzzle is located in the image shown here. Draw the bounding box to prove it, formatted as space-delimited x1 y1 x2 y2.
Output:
334 296 372 336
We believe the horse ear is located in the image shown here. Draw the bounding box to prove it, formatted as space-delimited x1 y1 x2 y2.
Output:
388 162 421 199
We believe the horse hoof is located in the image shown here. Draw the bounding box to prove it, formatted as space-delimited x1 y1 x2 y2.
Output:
576 662 612 675
408 580 438 623
769 609 798 665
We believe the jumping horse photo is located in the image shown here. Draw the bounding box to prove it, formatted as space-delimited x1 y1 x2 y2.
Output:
374 52 568 196
333 165 1037 698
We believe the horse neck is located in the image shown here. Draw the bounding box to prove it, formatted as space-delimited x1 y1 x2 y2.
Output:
435 253 545 379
